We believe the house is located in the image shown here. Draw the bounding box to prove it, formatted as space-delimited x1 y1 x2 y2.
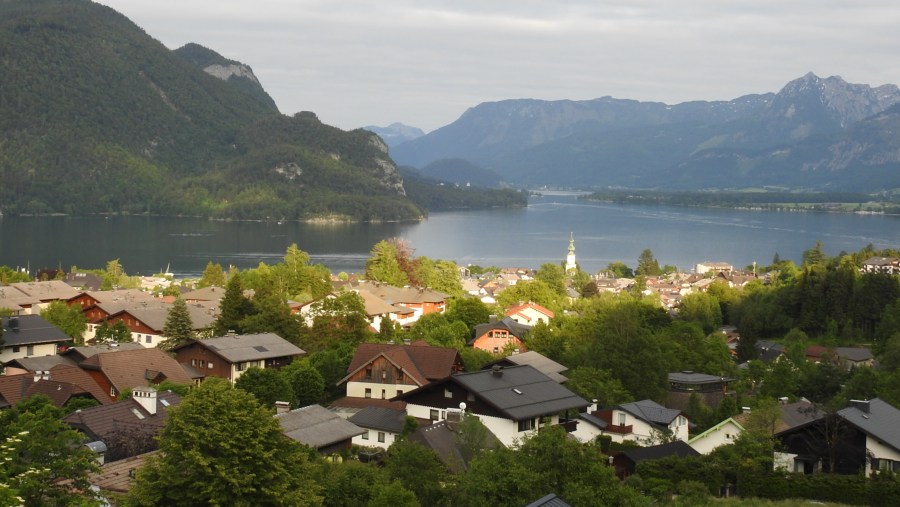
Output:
573 400 689 445
523 494 574 507
276 404 365 456
88 451 156 498
67 289 156 312
775 398 900 476
755 340 786 364
60 342 146 364
171 332 305 383
63 272 104 291
804 345 875 370
64 388 181 461
666 371 734 412
695 262 733 276
348 406 411 449
180 285 229 303
0 285 41 315
861 256 900 275
505 302 554 326
483 350 568 383
396 364 589 447
334 341 464 408
101 302 217 348
7 280 80 311
78 346 194 399
0 364 112 409
612 440 700 479
688 417 746 454
350 281 449 326
0 314 71 364
471 316 530 354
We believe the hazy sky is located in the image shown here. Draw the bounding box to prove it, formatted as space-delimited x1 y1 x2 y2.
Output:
96 1 899 132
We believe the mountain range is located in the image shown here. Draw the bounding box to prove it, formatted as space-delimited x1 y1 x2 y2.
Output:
0 0 526 220
390 73 900 192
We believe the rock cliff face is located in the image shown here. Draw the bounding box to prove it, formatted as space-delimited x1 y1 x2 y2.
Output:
202 63 262 85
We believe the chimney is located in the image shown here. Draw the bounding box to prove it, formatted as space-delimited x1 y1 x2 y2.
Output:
33 370 50 382
226 330 236 337
133 387 158 415
491 365 503 377
741 406 751 414
274 401 290 415
588 399 598 414
850 399 870 414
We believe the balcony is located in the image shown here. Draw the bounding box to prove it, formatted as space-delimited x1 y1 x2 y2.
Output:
556 418 579 433
604 424 634 435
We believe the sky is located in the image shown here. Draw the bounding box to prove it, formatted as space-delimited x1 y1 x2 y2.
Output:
95 1 900 133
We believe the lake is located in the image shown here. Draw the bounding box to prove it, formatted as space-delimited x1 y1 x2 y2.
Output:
1 193 898 277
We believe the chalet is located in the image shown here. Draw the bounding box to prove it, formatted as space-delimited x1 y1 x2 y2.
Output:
171 332 305 383
64 388 181 461
0 285 40 315
692 400 818 455
78 347 193 399
336 341 463 405
861 256 900 275
688 417 745 455
60 342 146 364
667 371 734 411
0 314 70 364
396 364 589 447
0 364 112 409
7 280 80 311
505 302 554 326
694 262 733 276
350 281 449 325
804 345 874 370
483 350 568 383
471 316 530 354
180 285 229 303
573 399 689 445
67 289 156 311
276 404 365 456
102 302 217 348
63 272 103 291
775 398 900 476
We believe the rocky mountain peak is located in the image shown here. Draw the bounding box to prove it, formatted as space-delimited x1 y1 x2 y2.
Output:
773 72 900 127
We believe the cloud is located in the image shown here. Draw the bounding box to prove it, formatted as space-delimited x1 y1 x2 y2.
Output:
98 0 900 132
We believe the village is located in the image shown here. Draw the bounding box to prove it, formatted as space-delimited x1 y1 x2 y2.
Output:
1 239 900 506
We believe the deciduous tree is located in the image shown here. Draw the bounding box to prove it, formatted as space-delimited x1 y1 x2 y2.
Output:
40 300 87 344
234 367 295 408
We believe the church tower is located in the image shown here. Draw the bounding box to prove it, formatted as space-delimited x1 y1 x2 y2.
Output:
565 232 577 273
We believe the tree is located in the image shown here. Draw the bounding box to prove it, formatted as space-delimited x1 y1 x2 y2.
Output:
383 440 448 506
365 240 409 287
605 261 634 278
0 395 101 506
678 292 722 335
281 360 326 407
240 289 303 345
161 296 194 350
299 292 372 354
535 263 567 296
444 297 491 332
234 367 295 408
636 248 661 276
126 378 322 506
495 280 564 314
40 300 87 344
213 272 255 336
94 319 133 343
197 261 226 288
565 366 634 407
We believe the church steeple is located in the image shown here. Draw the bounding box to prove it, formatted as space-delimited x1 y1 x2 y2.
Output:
565 232 577 273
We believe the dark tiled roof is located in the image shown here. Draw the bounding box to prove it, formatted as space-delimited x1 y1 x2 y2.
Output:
63 391 181 441
276 405 365 449
473 316 531 342
176 333 305 363
1 314 70 347
4 354 77 372
79 347 193 391
409 421 468 473
62 342 146 363
668 371 734 385
348 406 407 433
619 400 682 426
523 494 574 507
838 399 900 453
443 365 588 420
485 351 568 383
343 342 462 386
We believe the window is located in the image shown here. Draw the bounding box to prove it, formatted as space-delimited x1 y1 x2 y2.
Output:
110 386 117 397
617 413 626 426
365 367 372 380
397 371 404 381
518 418 535 432
377 432 385 443
145 335 152 344
444 389 453 399
430 409 439 421
191 359 196 366
208 362 213 369
396 390 403 397
381 389 386 399
365 388 372 399
361 431 369 440
26 345 34 356
12 346 20 353
236 362 245 372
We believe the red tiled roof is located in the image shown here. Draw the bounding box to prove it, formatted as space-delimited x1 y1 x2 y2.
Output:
79 347 193 391
0 364 113 407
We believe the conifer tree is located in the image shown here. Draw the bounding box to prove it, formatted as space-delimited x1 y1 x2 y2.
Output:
161 296 194 350
213 273 254 336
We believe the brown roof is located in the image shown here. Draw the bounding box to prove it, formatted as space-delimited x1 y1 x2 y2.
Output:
90 451 158 493
0 364 112 408
341 342 462 386
61 342 147 363
64 391 181 441
9 280 80 302
79 347 193 392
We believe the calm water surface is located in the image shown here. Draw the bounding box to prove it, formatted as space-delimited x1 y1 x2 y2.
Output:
1 193 897 276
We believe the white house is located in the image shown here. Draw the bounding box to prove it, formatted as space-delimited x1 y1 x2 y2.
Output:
688 417 745 454
0 315 70 364
573 400 689 445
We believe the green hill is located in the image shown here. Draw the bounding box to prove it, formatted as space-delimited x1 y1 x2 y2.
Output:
0 0 422 221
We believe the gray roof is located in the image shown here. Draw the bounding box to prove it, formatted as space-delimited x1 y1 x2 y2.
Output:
668 371 734 385
619 400 682 426
4 354 76 371
489 351 568 383
110 303 216 332
838 399 900 453
834 347 874 362
276 405 365 449
1 315 70 347
186 333 305 363
523 494 574 507
472 316 532 343
348 406 407 433
578 411 608 430
450 365 589 420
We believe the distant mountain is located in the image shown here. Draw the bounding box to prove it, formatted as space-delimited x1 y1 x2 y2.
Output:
391 74 900 191
419 158 504 188
0 0 420 221
363 122 425 147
